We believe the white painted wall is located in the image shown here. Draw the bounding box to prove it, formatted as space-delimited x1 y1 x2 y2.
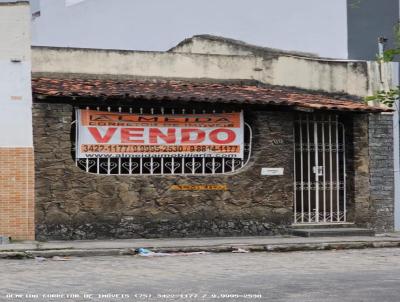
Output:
31 0 349 59
393 48 400 230
0 2 32 147
393 0 400 232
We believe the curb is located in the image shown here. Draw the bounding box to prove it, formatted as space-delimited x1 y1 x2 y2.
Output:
1 240 400 259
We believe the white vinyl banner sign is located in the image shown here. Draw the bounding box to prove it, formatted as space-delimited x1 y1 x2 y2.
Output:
76 109 244 159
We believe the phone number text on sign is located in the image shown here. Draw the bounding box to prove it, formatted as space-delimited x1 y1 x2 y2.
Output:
76 110 244 159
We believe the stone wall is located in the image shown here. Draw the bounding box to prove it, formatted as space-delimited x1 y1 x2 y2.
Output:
351 113 394 233
351 114 371 226
33 102 295 240
368 114 394 232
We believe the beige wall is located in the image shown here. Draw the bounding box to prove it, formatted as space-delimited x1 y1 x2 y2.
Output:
32 46 395 98
170 36 316 57
32 48 260 82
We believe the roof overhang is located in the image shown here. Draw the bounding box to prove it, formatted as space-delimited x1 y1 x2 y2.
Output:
31 76 391 113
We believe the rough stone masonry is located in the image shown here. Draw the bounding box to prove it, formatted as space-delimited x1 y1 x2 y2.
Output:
32 101 395 240
350 113 394 233
368 114 394 232
33 102 294 240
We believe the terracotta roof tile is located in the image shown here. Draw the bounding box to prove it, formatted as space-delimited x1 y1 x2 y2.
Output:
31 77 389 113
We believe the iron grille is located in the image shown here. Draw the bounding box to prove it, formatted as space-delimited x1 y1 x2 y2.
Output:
73 106 252 175
293 114 347 224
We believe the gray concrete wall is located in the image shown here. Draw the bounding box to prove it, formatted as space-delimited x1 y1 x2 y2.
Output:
347 0 399 61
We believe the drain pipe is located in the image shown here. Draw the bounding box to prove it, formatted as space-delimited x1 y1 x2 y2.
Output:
378 37 387 56
378 37 388 83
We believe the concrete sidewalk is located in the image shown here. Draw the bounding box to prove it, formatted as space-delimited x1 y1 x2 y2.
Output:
2 234 400 259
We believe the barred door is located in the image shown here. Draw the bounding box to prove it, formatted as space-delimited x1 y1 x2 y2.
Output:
294 114 346 224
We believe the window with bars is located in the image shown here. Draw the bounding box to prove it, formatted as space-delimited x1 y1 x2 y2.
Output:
73 106 252 175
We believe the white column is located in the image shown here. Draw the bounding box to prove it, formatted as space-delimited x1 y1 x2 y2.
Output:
392 62 400 230
0 2 32 148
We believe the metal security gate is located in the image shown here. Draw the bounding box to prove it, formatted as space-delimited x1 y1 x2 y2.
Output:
294 114 346 224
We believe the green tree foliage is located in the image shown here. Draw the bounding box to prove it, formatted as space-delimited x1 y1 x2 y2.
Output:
365 88 399 107
377 48 400 63
365 23 400 107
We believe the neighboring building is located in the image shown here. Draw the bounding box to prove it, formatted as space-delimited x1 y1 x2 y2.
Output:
0 1 34 240
31 0 348 58
28 0 397 60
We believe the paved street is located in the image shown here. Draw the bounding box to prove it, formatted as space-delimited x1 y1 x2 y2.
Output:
1 248 400 302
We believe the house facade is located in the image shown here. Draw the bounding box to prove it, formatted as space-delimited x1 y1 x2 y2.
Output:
28 40 395 240
0 1 397 240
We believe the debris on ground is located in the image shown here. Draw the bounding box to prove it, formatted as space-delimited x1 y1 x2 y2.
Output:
52 256 73 261
35 256 73 261
232 248 250 253
132 248 209 257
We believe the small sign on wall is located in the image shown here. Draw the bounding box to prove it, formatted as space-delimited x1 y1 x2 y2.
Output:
170 184 228 191
10 96 23 101
261 168 284 176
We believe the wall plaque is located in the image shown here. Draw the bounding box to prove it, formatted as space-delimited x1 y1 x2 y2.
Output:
261 168 284 176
